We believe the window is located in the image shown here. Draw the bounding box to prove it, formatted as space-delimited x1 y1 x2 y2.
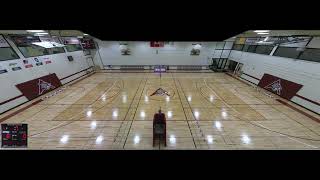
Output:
232 44 243 51
0 35 20 61
273 46 301 59
65 44 83 52
62 37 83 52
48 47 65 54
0 47 20 61
18 44 47 57
10 35 65 58
299 48 320 62
255 45 274 55
216 42 225 49
243 44 249 52
247 45 257 53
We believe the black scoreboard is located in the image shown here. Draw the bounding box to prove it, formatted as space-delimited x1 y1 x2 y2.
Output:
1 124 28 148
81 39 96 49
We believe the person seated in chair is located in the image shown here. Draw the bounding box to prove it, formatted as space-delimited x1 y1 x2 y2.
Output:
153 109 166 146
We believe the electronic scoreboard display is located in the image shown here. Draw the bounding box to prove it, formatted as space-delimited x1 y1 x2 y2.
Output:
81 38 96 49
1 124 28 148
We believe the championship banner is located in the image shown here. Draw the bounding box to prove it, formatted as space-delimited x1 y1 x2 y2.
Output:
9 62 23 71
33 57 43 66
0 65 8 74
235 37 246 45
258 73 303 100
81 38 96 49
62 37 80 45
16 73 62 100
23 59 33 68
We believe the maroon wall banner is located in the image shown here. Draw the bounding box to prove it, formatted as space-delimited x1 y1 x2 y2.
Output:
16 74 62 101
258 73 303 100
150 41 164 47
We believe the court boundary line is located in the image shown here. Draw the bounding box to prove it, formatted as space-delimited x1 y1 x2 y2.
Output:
0 99 43 123
276 99 320 124
122 78 148 149
28 80 123 138
111 78 144 148
226 72 320 116
0 71 95 116
172 74 199 148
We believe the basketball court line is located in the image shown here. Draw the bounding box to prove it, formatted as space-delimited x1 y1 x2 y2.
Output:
2 72 320 149
226 72 320 124
172 75 197 148
276 99 320 124
123 78 148 148
0 99 43 123
177 78 210 148
112 78 144 148
200 75 320 144
28 80 122 137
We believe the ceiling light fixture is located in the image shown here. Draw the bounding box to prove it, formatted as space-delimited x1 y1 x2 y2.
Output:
33 34 46 36
34 32 48 35
27 30 45 33
257 32 269 35
254 30 270 33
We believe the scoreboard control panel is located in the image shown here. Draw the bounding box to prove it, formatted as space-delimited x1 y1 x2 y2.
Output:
1 124 28 148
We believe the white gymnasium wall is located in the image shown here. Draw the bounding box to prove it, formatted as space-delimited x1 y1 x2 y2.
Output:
96 41 233 68
229 50 320 114
0 35 94 114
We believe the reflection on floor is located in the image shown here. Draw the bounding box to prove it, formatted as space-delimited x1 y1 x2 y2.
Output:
1 71 320 150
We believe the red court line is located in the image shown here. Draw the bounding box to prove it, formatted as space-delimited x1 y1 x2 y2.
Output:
63 71 95 86
295 94 320 107
0 99 43 123
228 73 319 107
0 67 94 106
242 73 260 81
226 73 252 86
60 66 93 81
276 99 320 123
0 95 23 106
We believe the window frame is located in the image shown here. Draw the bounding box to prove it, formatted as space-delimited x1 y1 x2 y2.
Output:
62 37 83 52
246 45 257 53
273 46 301 59
298 47 320 63
10 35 66 58
242 44 250 52
232 44 244 51
0 34 20 61
254 45 274 55
65 44 83 52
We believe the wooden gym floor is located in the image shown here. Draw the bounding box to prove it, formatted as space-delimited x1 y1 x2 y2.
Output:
1 71 320 150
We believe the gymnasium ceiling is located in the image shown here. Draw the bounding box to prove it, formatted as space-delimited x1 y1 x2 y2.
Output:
236 30 320 38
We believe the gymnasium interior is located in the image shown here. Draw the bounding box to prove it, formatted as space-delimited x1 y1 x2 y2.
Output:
0 30 319 150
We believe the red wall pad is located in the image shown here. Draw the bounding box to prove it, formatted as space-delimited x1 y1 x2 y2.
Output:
258 73 303 100
16 73 62 101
